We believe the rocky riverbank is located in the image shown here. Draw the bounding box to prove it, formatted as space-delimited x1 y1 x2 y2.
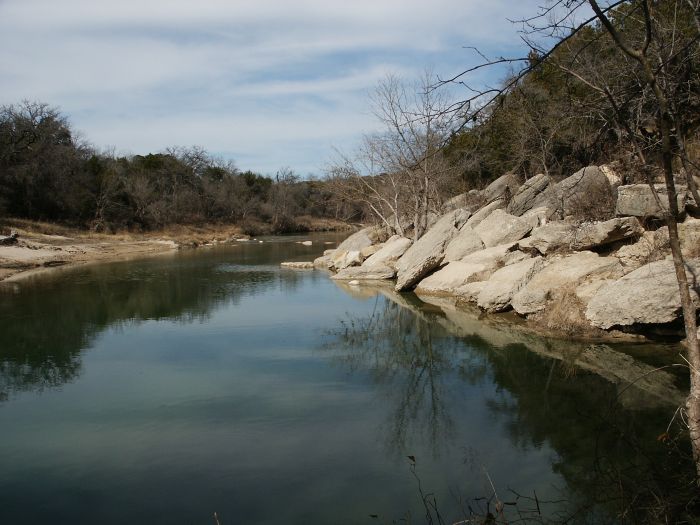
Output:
306 166 700 343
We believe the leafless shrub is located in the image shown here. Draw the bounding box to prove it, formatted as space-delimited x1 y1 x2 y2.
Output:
531 284 593 337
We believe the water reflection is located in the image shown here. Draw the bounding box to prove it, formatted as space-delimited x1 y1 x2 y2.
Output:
0 236 334 401
328 281 694 522
323 295 460 457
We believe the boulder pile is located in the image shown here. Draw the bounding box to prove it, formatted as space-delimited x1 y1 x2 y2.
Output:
323 166 700 338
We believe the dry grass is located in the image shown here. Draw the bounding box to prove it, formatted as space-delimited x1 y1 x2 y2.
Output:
530 284 603 337
566 182 617 222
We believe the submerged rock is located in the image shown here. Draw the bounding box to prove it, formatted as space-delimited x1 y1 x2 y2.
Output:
280 261 314 269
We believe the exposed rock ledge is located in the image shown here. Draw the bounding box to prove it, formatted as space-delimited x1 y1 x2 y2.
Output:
324 165 700 342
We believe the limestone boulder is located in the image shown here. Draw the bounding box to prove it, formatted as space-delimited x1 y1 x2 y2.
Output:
537 166 613 218
569 217 644 251
363 236 412 268
516 222 575 255
334 226 383 253
360 243 383 259
586 259 700 329
522 206 556 228
415 261 494 295
461 243 531 267
680 218 700 256
394 209 471 291
333 250 363 270
473 209 534 247
600 164 623 187
511 251 624 315
313 254 333 269
616 184 687 219
506 173 552 216
614 229 669 271
466 199 505 228
484 173 521 203
443 226 484 262
477 257 547 313
280 261 314 269
331 264 396 280
455 281 488 303
416 242 533 297
443 193 468 212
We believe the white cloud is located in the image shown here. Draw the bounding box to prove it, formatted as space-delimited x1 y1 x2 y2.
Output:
0 0 540 173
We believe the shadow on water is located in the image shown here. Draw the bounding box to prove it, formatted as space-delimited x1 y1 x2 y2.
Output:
326 281 696 523
0 235 336 402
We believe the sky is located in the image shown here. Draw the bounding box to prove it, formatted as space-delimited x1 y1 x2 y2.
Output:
0 0 542 176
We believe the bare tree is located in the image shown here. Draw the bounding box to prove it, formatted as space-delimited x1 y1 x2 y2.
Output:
327 71 462 240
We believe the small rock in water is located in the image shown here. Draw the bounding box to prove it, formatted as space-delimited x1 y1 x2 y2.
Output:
301 240 313 246
259 240 263 243
348 280 360 286
280 261 314 269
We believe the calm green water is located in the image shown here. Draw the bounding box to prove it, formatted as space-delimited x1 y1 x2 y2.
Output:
0 234 690 524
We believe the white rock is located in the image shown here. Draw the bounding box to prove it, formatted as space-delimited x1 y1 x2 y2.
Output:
586 259 700 329
473 209 534 247
394 209 470 291
511 252 624 315
280 261 314 269
415 261 494 295
506 174 552 216
569 217 644 250
483 173 521 203
363 236 412 268
616 184 687 218
331 264 396 280
465 199 504 228
477 257 546 312
443 226 484 262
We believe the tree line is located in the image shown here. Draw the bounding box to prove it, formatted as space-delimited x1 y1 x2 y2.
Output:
0 101 359 234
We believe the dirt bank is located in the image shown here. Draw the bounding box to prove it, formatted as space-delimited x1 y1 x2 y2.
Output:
0 220 252 283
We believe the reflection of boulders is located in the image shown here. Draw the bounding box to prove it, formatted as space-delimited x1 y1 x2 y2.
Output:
357 284 686 409
328 256 691 523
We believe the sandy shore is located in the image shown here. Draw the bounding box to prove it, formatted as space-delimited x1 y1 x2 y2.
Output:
0 222 249 282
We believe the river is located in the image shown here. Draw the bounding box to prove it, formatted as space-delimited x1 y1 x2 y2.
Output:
0 233 691 524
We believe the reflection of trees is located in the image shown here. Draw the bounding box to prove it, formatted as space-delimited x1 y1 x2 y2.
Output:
329 283 694 522
324 295 473 456
0 249 282 401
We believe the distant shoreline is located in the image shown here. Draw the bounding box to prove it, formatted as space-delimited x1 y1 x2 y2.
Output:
0 219 351 283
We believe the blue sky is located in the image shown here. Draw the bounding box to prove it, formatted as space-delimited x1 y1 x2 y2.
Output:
0 0 543 176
